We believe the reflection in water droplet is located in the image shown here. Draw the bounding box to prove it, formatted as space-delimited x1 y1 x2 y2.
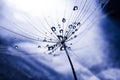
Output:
62 18 66 23
73 6 78 11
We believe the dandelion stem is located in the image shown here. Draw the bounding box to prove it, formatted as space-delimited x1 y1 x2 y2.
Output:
63 44 77 80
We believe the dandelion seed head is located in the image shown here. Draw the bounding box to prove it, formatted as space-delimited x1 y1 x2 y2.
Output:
0 0 109 58
0 0 111 79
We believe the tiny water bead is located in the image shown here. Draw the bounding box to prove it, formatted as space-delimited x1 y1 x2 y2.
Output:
74 35 77 38
77 22 81 26
73 6 78 11
59 29 63 33
51 27 56 32
15 45 18 48
75 29 78 31
70 43 72 45
48 46 54 50
60 46 64 51
58 24 61 27
57 35 63 41
62 18 66 23
38 45 41 48
72 32 75 34
43 38 47 42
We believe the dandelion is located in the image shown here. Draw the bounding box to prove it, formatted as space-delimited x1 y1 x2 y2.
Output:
0 0 109 80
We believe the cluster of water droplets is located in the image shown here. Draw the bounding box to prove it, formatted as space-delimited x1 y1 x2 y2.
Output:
0 0 109 56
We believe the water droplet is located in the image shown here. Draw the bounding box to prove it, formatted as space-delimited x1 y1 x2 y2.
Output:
73 6 78 11
74 35 77 38
58 24 61 27
51 27 56 32
15 45 18 48
73 22 77 25
60 46 64 51
73 26 76 29
54 44 58 47
70 43 72 45
53 54 59 56
75 29 78 31
43 39 47 42
59 29 63 33
68 24 72 28
62 18 66 23
48 46 54 50
72 32 75 34
57 35 63 41
66 31 68 34
77 22 81 26
46 44 49 47
49 52 52 55
50 39 52 40
38 45 41 48
68 47 71 50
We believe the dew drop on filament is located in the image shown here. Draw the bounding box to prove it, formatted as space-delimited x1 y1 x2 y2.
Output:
38 45 41 48
75 29 78 31
62 18 66 23
15 45 18 49
48 46 54 51
59 29 63 33
57 35 63 41
73 6 78 11
68 24 72 29
58 24 61 27
74 35 77 38
60 46 64 51
51 27 56 32
72 32 75 34
77 22 81 26
43 39 47 42
73 26 76 29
